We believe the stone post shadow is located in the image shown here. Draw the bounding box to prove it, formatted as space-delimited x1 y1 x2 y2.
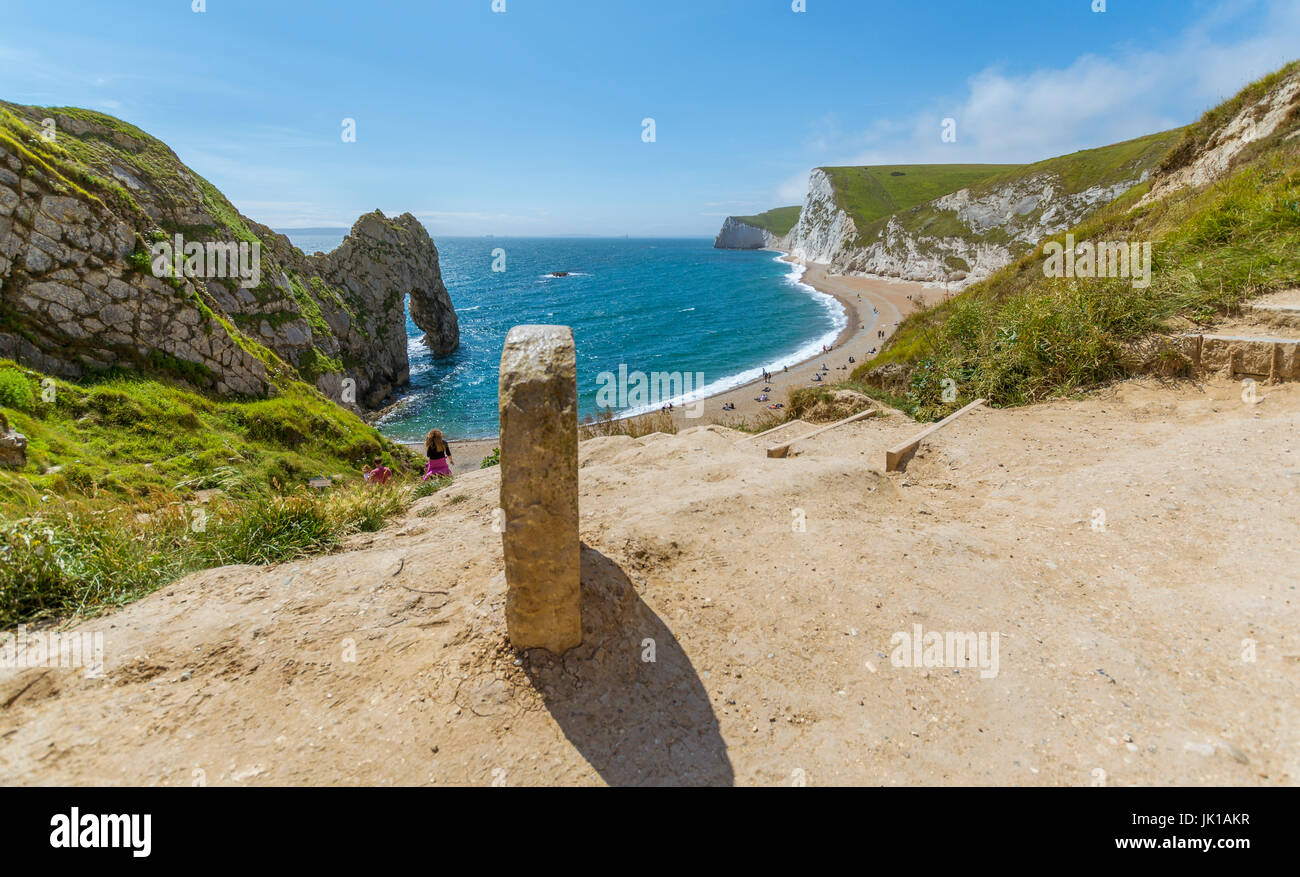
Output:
498 325 732 784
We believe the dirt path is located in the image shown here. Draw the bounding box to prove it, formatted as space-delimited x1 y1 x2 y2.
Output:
399 439 497 473
2 376 1295 786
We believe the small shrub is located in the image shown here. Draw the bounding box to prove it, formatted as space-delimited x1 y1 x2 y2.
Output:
0 369 37 412
206 492 335 565
579 409 677 439
412 476 450 498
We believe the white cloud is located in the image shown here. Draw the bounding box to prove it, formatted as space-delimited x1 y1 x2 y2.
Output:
775 170 811 205
781 0 1300 189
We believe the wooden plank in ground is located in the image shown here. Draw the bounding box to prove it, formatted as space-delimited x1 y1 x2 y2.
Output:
767 408 877 458
885 398 986 472
739 418 810 444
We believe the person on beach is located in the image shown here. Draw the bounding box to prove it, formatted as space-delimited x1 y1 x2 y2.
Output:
423 429 454 481
364 457 392 486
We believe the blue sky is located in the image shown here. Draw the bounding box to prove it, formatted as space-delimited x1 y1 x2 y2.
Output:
1 0 1296 236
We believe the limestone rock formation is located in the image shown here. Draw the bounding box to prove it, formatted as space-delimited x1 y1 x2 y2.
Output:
713 209 800 251
498 325 582 654
713 217 782 250
0 410 26 468
785 161 1160 287
722 130 1180 287
0 101 457 410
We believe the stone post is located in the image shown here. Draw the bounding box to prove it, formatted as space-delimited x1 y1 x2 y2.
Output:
498 325 582 652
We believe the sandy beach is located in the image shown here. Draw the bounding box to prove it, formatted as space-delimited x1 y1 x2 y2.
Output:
667 256 951 428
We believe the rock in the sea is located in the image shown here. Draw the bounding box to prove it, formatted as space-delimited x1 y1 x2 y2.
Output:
498 325 582 654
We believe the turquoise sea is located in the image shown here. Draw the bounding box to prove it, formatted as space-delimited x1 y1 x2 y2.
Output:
281 233 849 441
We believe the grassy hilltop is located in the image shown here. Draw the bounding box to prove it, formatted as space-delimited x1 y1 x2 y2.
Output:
820 163 1017 233
732 206 802 237
877 131 1185 249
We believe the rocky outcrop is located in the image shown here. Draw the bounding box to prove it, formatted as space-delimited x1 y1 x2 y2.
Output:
1140 66 1300 208
0 101 457 411
244 211 459 408
788 169 856 265
0 410 26 468
823 174 1144 283
714 208 801 251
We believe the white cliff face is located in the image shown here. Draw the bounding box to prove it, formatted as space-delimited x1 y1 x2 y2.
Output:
714 217 775 249
714 216 798 251
837 218 1016 284
789 169 856 265
935 174 1146 247
781 166 1152 287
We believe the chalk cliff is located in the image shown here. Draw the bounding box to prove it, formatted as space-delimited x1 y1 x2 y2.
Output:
713 217 785 249
713 206 801 251
727 131 1182 287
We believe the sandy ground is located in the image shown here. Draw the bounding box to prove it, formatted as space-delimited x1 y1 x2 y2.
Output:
2 375 1296 786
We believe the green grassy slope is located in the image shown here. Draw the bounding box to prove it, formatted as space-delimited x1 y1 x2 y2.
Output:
733 206 802 236
888 130 1185 242
737 135 1179 255
0 359 432 627
855 62 1300 422
822 164 1019 234
0 362 408 506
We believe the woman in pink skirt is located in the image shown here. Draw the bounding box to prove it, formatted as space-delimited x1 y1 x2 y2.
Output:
423 428 454 480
